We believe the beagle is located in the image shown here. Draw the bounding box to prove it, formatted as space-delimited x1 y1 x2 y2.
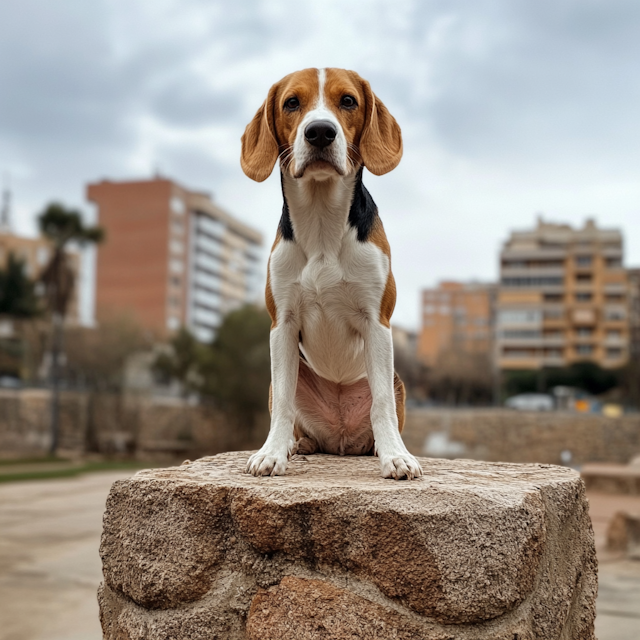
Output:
241 68 422 480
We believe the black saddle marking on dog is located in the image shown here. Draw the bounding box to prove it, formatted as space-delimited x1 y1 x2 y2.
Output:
348 168 378 242
279 172 295 241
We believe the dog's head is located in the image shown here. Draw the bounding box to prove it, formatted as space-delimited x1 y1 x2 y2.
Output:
241 68 402 182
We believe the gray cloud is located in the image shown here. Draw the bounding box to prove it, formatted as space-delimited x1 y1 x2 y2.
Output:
1 0 639 327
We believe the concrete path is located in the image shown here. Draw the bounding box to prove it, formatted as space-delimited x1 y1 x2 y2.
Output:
0 472 134 640
0 473 639 640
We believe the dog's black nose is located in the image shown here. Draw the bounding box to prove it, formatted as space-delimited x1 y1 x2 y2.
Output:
304 120 337 148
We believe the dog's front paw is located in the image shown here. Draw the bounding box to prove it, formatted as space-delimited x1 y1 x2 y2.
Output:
245 447 289 477
380 452 423 480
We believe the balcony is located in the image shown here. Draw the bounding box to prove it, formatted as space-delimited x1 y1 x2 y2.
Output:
501 249 567 261
498 336 565 348
603 283 627 294
604 335 628 347
500 266 565 278
571 308 597 324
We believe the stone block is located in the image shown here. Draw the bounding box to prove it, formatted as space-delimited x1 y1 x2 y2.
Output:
99 452 597 639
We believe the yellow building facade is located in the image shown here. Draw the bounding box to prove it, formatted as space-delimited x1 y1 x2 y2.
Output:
497 218 629 370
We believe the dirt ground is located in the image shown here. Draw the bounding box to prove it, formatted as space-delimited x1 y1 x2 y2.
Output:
0 472 638 640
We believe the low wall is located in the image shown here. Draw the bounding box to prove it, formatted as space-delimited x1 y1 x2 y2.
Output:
0 389 267 459
403 407 640 466
3 389 638 467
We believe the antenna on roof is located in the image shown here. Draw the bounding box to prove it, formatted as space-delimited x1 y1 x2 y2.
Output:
0 172 11 233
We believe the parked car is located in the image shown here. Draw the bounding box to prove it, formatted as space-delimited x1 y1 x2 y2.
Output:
505 393 554 411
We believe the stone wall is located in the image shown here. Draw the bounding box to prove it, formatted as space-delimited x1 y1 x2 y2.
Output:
403 407 640 466
98 452 597 639
3 389 638 467
0 389 267 458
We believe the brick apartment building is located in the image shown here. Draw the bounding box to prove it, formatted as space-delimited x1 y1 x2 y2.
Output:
87 178 263 342
496 218 630 371
418 281 496 367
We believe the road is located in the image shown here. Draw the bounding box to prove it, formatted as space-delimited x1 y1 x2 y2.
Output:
0 472 638 639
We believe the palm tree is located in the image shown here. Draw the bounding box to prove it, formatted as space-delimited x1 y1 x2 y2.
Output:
38 203 105 454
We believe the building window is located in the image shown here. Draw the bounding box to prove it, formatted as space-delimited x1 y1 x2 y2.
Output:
170 276 182 287
607 329 622 338
575 345 594 356
170 239 184 255
501 276 563 287
606 348 622 359
605 257 622 268
575 255 592 267
575 274 592 283
575 328 593 337
172 220 184 236
423 304 435 315
170 197 185 215
575 292 592 302
169 258 184 274
501 330 541 339
502 349 536 359
605 307 626 321
605 294 624 303
543 308 564 320
197 215 225 238
498 309 541 325
194 288 221 309
544 294 563 303
167 316 180 330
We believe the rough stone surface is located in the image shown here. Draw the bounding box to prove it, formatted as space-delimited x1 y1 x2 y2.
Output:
99 452 597 639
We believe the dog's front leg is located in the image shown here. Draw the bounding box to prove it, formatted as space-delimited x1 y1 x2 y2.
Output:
246 319 299 476
363 321 423 480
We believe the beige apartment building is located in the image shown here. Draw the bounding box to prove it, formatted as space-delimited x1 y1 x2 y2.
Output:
497 218 629 371
629 268 640 364
418 281 496 366
87 178 263 342
0 230 81 323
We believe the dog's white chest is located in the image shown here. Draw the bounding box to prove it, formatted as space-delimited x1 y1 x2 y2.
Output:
270 232 389 384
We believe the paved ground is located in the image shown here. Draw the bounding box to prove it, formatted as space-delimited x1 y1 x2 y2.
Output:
588 491 640 640
0 472 133 640
0 473 638 640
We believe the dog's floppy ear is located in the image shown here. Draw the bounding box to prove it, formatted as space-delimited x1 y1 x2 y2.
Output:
241 83 280 182
359 79 403 176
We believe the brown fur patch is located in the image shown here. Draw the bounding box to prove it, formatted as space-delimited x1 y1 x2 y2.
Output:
265 233 282 328
368 218 396 327
394 373 406 432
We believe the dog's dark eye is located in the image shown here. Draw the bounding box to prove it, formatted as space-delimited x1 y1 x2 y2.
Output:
340 95 357 109
284 97 300 111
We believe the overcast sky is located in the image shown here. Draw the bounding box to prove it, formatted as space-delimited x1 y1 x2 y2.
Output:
1 0 640 329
